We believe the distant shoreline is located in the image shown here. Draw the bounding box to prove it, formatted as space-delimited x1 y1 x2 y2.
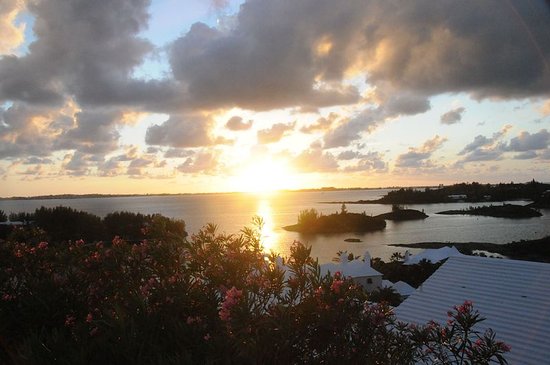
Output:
0 186 418 201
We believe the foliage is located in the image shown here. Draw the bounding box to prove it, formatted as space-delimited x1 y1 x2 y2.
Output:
376 180 550 204
0 224 509 364
33 206 106 242
8 212 35 223
0 210 7 222
296 208 319 226
368 286 403 307
3 207 187 245
372 257 441 288
104 212 187 242
289 209 386 233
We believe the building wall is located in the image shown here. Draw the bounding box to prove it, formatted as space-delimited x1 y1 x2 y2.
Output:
353 275 383 292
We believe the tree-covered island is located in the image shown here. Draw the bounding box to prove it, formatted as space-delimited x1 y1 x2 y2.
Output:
437 204 542 218
283 205 386 233
374 205 428 221
326 180 550 205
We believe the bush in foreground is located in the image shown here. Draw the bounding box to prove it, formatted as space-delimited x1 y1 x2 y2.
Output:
0 223 509 364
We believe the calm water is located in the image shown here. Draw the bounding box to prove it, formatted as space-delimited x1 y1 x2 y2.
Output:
1 189 549 263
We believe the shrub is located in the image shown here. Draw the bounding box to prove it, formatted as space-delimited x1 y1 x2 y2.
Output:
0 223 509 364
297 208 319 226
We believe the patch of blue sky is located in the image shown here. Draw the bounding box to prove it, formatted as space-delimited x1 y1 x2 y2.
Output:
14 11 35 56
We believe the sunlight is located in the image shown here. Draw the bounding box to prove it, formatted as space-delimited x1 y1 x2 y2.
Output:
231 158 296 193
256 199 280 253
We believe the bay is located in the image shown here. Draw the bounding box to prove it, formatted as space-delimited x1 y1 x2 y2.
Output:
1 189 549 263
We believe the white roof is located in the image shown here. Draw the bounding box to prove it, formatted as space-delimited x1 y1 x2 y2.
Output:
395 255 550 365
320 260 382 278
403 245 462 265
382 280 415 297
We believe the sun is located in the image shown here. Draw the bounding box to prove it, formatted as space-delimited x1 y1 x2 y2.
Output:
230 158 297 193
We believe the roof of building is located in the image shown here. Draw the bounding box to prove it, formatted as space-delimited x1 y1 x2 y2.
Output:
394 255 550 365
320 251 382 278
403 245 462 265
382 280 416 297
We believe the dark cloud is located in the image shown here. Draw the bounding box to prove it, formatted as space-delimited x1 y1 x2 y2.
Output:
458 126 511 155
146 114 227 148
55 110 123 154
507 129 549 152
257 122 295 144
514 151 538 160
440 107 466 125
0 103 60 158
62 151 92 176
168 0 549 115
225 116 253 131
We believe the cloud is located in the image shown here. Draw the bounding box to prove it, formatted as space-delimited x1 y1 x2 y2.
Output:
337 150 362 160
0 0 25 54
456 125 517 164
323 90 431 148
55 110 125 154
541 100 550 116
458 125 512 155
300 113 339 133
167 0 549 115
164 148 194 158
62 151 92 176
176 150 221 174
513 151 538 160
0 0 176 108
292 148 339 173
146 114 228 148
257 122 295 144
507 129 549 152
343 151 387 172
395 135 447 168
440 107 465 125
225 116 253 131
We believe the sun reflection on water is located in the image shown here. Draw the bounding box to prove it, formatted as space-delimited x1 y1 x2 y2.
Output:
256 199 280 254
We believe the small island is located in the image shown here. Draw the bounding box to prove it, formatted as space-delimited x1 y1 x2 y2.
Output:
437 204 542 218
375 205 428 221
283 205 386 234
344 238 362 242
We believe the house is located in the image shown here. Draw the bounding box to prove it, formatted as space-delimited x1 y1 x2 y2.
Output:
394 255 550 365
403 246 462 265
382 280 415 298
448 194 467 201
320 251 383 292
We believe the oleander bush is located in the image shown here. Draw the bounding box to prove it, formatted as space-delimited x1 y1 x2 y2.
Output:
0 222 509 364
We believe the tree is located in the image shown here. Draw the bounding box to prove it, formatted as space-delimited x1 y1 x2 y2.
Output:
0 210 7 222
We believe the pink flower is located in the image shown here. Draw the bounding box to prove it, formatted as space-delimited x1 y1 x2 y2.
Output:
86 313 93 323
330 279 344 294
203 333 211 341
219 286 243 322
37 242 48 249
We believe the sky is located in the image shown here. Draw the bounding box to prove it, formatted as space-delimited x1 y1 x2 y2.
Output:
0 0 549 197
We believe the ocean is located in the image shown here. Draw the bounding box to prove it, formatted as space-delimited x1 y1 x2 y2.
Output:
1 189 549 263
